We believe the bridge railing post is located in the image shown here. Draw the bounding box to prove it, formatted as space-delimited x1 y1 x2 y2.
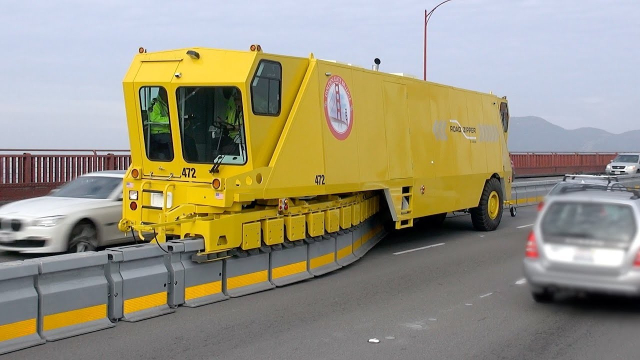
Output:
22 153 33 184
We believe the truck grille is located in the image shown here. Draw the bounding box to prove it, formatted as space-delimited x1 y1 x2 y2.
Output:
613 166 626 169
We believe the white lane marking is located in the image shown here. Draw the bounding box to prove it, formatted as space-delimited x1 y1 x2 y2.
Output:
479 292 493 298
517 224 534 229
465 303 472 306
515 278 527 285
393 243 445 256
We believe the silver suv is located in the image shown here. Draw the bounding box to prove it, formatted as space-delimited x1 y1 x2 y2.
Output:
606 153 640 175
523 185 640 302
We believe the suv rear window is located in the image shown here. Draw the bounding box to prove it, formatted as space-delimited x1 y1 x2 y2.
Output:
541 201 637 248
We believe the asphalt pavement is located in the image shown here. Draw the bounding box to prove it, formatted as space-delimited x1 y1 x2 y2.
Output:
5 205 639 360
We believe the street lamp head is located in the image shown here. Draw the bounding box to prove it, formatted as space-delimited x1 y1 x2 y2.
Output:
373 58 381 71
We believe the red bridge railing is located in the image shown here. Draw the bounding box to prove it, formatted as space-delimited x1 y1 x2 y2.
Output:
510 152 618 177
0 149 131 203
0 150 625 203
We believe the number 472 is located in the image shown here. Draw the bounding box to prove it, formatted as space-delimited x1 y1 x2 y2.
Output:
182 167 196 178
314 175 325 185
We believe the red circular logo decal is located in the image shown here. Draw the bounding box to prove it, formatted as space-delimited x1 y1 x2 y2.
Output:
323 75 353 140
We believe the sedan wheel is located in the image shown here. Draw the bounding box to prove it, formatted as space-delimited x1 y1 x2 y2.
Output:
68 223 98 253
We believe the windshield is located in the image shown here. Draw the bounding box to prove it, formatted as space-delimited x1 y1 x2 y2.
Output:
541 201 637 247
613 155 639 163
176 86 247 165
50 176 122 199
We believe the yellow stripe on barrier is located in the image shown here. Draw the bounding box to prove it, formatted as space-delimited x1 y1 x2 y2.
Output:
185 281 222 301
515 196 542 205
272 261 307 280
43 304 106 332
0 318 37 342
353 236 362 251
363 226 383 246
124 292 166 315
310 253 334 269
337 244 353 260
227 270 268 290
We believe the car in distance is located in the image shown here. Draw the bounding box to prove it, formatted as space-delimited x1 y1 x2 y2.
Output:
605 153 640 175
0 171 130 253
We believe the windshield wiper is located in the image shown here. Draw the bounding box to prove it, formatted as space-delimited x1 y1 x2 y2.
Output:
209 154 224 174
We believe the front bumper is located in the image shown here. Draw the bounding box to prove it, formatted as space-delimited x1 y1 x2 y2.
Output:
523 259 640 296
0 226 69 253
606 168 637 175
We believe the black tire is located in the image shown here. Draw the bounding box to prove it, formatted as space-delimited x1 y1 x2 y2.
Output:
68 222 98 253
532 290 554 303
470 178 503 231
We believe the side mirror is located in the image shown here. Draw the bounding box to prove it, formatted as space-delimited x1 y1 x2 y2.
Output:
610 160 614 163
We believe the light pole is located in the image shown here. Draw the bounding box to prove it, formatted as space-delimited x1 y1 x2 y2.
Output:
424 0 453 81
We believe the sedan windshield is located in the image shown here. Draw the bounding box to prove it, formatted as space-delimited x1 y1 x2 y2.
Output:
50 176 122 199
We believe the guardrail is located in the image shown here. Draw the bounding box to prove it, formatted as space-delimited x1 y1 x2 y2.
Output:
510 152 618 177
0 150 130 203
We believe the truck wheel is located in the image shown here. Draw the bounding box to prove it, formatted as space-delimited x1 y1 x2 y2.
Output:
68 222 98 253
470 178 503 231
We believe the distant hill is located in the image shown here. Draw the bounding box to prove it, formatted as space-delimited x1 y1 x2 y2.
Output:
508 116 640 152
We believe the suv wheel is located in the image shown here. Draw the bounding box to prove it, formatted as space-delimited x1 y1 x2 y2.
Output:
532 289 554 303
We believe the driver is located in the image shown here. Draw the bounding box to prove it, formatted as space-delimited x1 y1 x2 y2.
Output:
213 88 243 156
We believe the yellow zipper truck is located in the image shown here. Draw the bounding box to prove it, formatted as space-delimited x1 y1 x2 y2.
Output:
119 45 513 268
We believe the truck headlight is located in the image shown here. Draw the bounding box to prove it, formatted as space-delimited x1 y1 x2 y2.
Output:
129 190 138 200
32 215 66 227
627 165 636 170
606 164 611 168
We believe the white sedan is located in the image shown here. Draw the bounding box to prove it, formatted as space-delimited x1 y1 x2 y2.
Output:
0 170 130 253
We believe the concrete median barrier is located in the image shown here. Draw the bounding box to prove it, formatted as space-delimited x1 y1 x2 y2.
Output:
270 242 312 287
0 261 44 355
106 243 174 322
225 252 274 298
336 229 357 266
175 239 228 307
308 235 340 276
34 252 114 341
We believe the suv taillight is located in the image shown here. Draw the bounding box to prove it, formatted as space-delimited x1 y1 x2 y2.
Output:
525 231 539 258
633 250 640 267
537 202 544 212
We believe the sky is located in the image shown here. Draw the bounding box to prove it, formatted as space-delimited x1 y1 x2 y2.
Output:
0 0 638 150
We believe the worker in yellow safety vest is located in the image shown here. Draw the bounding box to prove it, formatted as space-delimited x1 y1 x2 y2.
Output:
213 88 243 156
148 88 173 160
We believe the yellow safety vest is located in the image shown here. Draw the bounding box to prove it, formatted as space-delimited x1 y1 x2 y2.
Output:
149 97 170 134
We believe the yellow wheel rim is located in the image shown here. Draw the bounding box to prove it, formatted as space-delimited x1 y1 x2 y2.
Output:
488 191 500 220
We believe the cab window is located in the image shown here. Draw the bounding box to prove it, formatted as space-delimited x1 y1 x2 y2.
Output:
251 60 281 116
139 86 174 161
176 86 247 165
500 102 509 132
